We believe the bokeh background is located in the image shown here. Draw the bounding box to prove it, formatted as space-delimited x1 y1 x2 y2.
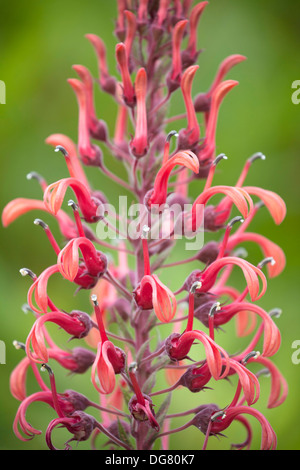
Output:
0 0 300 450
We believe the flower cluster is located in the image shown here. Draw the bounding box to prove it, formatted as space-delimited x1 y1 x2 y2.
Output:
3 0 287 450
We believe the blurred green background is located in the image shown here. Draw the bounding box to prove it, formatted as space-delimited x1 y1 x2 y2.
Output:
0 0 300 450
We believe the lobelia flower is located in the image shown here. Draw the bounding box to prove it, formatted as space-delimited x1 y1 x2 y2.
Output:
133 226 177 322
90 295 126 394
25 310 93 363
4 0 287 451
130 68 149 158
57 236 107 282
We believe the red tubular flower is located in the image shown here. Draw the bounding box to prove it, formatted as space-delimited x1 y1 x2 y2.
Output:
2 198 49 227
124 10 137 61
184 2 208 63
156 0 171 27
2 197 78 240
179 65 200 148
192 256 267 302
199 80 239 163
45 411 96 450
115 43 136 107
27 265 60 313
91 295 126 394
206 405 277 450
181 356 259 406
128 363 160 431
187 185 253 232
137 0 149 25
133 227 177 323
168 19 188 92
43 177 101 223
116 0 127 39
145 150 199 209
57 237 107 281
134 274 177 322
85 34 116 95
72 65 108 141
130 68 148 158
242 186 287 226
68 78 102 166
215 186 286 228
25 310 93 363
13 390 78 442
207 54 247 98
165 329 229 381
4 0 287 452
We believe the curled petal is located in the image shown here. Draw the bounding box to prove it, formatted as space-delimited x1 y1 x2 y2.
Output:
224 358 260 406
2 198 48 227
226 302 281 357
91 341 117 394
186 2 209 59
211 406 277 450
227 232 286 278
242 186 286 225
248 356 288 408
181 330 230 380
147 151 199 208
191 186 253 231
208 55 247 97
170 20 188 82
138 274 177 323
43 177 99 223
199 256 267 302
27 265 60 313
181 65 200 145
10 357 31 401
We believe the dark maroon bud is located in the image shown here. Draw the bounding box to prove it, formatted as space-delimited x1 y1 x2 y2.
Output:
179 362 212 392
165 333 193 362
112 347 127 374
182 270 202 293
181 49 202 69
196 164 211 179
100 76 117 96
128 394 159 431
203 205 224 232
80 144 103 167
194 292 216 310
196 241 219 265
194 301 218 328
90 119 108 142
167 74 181 94
177 128 199 151
63 390 90 411
70 311 93 338
68 411 96 442
71 347 96 374
194 93 211 113
190 404 220 434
